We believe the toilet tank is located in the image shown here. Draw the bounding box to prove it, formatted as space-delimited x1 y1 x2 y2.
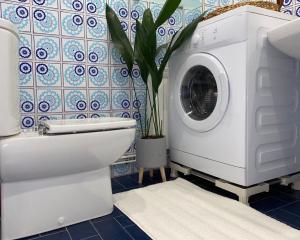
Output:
0 19 20 137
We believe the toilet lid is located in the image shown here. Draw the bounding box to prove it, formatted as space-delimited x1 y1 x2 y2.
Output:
42 117 136 134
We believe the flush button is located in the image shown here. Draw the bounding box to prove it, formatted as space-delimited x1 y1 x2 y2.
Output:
57 217 65 225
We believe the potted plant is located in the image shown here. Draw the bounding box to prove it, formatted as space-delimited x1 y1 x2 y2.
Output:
106 0 206 183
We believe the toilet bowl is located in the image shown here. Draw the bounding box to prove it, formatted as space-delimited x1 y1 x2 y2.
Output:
0 19 136 239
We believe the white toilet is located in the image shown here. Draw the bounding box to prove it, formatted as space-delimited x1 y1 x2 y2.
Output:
0 19 136 240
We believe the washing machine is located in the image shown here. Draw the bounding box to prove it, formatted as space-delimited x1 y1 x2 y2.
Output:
168 6 300 186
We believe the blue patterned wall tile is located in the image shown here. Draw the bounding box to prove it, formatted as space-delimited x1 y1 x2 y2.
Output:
2 3 31 32
120 19 129 34
155 47 166 67
150 2 162 21
112 163 131 177
133 90 146 110
19 34 32 59
8 0 30 4
109 0 129 19
295 5 300 16
220 0 233 6
64 89 87 112
20 89 35 113
33 8 59 35
130 0 147 21
61 0 84 12
112 111 131 118
21 115 35 128
87 65 109 87
61 12 85 37
156 26 167 46
35 36 60 61
38 114 63 122
62 38 85 62
63 64 86 87
86 16 107 40
112 89 131 110
183 8 201 26
33 0 58 9
110 45 126 64
36 63 61 87
283 0 294 7
89 89 110 111
168 8 183 27
86 0 105 16
87 41 108 64
205 0 220 7
131 67 146 89
37 89 62 113
19 61 34 86
167 27 180 40
89 112 110 118
65 113 88 119
282 7 293 14
203 5 216 14
130 22 136 43
111 66 130 88
132 110 143 124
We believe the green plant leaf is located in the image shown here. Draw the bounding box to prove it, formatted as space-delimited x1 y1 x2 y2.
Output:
134 9 157 84
135 20 160 93
105 4 134 74
142 9 157 63
134 33 149 84
154 0 181 28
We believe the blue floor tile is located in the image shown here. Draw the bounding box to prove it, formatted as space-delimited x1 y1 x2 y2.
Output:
281 201 300 216
82 236 102 240
280 190 300 200
269 192 298 203
112 179 126 193
267 209 300 229
250 197 288 212
34 231 71 240
114 175 141 189
114 215 135 228
67 221 97 240
129 173 155 187
91 207 124 223
92 218 132 240
125 225 151 240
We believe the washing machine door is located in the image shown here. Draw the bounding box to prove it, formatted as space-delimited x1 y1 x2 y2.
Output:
175 53 229 132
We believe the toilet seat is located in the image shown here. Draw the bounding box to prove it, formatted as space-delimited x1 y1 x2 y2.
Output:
40 117 136 134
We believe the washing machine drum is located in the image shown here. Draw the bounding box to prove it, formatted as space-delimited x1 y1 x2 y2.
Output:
175 53 229 132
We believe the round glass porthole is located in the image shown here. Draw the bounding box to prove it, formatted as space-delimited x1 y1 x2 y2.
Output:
180 65 218 121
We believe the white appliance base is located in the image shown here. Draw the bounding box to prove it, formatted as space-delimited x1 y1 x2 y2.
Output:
170 148 247 185
170 161 300 205
1 168 113 240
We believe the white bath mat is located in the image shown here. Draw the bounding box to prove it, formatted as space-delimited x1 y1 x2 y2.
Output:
113 178 300 240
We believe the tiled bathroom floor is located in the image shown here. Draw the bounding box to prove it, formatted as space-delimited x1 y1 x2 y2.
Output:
21 170 300 240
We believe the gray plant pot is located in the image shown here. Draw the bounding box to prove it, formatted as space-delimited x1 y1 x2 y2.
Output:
136 137 167 169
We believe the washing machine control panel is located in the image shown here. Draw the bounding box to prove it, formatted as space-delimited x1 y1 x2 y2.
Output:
190 14 248 50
